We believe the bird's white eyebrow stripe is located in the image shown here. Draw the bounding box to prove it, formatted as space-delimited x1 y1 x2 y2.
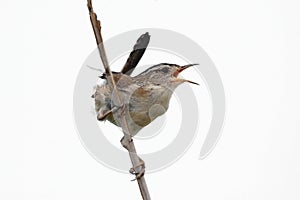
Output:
139 63 176 75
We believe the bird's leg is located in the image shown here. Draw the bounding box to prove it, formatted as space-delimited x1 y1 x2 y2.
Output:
120 136 146 180
97 108 113 120
97 105 122 121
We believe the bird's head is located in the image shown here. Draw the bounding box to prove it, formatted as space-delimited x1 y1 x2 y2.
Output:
138 63 199 89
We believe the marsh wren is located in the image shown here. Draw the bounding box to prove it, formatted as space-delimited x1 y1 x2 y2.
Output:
92 32 199 178
94 62 199 132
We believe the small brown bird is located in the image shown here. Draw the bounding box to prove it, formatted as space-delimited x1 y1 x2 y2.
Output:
94 63 199 133
92 32 199 178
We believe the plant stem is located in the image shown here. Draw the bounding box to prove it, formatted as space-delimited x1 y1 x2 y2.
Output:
87 1 151 199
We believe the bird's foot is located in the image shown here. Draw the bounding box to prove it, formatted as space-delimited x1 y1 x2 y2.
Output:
130 158 145 181
120 137 145 180
120 136 132 151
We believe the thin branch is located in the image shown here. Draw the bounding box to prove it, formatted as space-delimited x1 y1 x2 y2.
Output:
87 1 151 199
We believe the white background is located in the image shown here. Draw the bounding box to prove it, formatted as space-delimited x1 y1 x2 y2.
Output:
1 0 300 199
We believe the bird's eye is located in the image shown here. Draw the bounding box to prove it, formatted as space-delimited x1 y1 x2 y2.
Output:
161 67 169 73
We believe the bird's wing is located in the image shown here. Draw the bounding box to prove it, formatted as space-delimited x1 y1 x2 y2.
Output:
120 32 150 75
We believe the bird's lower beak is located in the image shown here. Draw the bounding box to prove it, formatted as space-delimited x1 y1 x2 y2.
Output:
173 64 199 85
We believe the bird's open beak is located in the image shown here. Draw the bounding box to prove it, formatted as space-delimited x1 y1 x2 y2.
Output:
173 64 199 85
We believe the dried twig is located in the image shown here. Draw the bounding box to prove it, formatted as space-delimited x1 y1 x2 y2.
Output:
87 1 151 199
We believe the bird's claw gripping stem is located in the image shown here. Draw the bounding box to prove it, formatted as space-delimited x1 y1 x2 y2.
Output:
130 159 145 181
120 136 132 150
120 137 145 180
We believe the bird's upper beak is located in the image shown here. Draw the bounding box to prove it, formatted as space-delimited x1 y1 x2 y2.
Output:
173 64 199 85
